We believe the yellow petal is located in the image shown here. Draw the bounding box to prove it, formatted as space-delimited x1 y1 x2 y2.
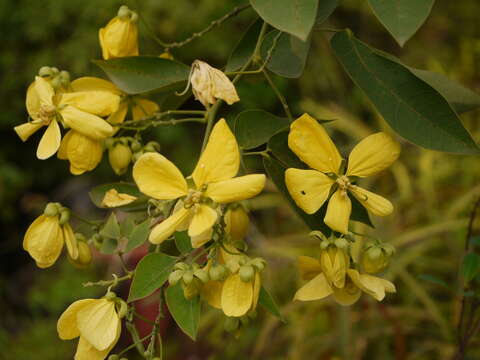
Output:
132 98 159 120
25 82 41 120
99 17 139 60
60 91 120 117
224 207 250 240
63 223 79 260
285 168 334 214
57 299 96 339
23 215 64 267
297 256 322 280
188 204 218 237
288 114 342 173
324 190 352 234
74 337 112 360
61 131 104 175
77 299 120 351
101 189 137 207
14 122 43 142
34 76 54 106
192 119 239 187
251 272 261 311
200 281 223 309
347 269 396 301
60 105 114 140
204 174 266 203
133 153 188 200
149 207 190 244
294 273 333 301
190 227 213 248
37 119 61 159
70 77 121 95
57 129 73 159
221 274 253 317
346 132 400 177
108 102 128 126
349 186 393 216
332 280 362 306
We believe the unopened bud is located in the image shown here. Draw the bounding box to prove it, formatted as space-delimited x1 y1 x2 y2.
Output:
334 238 349 249
59 209 70 225
362 246 390 274
182 271 194 285
226 259 240 274
193 269 209 283
130 140 142 152
174 262 188 271
169 270 184 285
44 202 60 217
39 66 54 78
239 265 255 282
109 143 132 175
108 355 119 360
225 206 250 240
117 5 131 19
251 258 266 272
209 265 227 281
143 141 160 153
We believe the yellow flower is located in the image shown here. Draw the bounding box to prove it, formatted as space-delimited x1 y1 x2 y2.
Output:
101 189 138 208
57 297 121 360
132 119 265 247
295 257 395 305
225 205 250 240
99 5 139 60
190 60 240 107
221 272 261 317
285 114 400 234
23 204 79 268
58 130 104 175
319 246 350 288
15 76 119 159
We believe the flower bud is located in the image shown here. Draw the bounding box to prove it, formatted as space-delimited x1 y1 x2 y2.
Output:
362 245 393 274
251 258 266 272
209 265 228 281
169 270 184 285
182 279 201 299
239 265 255 282
334 237 349 249
70 241 92 268
143 141 160 153
193 268 209 283
44 202 60 217
174 262 188 271
39 66 54 78
225 206 250 240
182 271 194 285
108 355 119 360
59 209 71 225
130 140 142 152
109 143 132 175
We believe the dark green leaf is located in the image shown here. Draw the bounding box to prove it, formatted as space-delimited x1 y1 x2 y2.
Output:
350 196 373 227
331 31 479 154
368 0 434 46
120 217 135 237
100 238 118 255
174 231 193 254
165 283 201 340
89 182 146 211
315 0 338 25
268 130 307 169
126 219 151 252
259 286 285 322
410 68 480 113
418 274 448 288
94 56 190 94
261 31 311 78
250 0 318 41
226 18 263 72
128 253 176 302
100 213 121 239
461 253 480 283
235 110 289 149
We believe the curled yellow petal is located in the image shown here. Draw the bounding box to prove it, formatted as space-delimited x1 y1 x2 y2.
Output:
190 227 213 248
101 189 138 208
99 16 139 60
320 248 349 288
149 207 190 244
221 274 253 317
347 269 396 301
200 281 223 309
76 299 120 351
75 336 113 360
294 273 333 301
332 280 362 306
297 256 322 280
349 186 393 216
324 190 352 234
285 168 334 214
192 119 239 187
59 130 104 175
63 223 78 260
70 77 121 95
25 82 41 120
288 114 342 173
60 105 114 140
133 153 188 200
57 299 96 340
60 91 120 117
346 132 400 177
224 206 250 240
188 204 218 238
34 76 54 106
204 174 265 204
14 122 43 142
132 98 159 120
37 119 61 160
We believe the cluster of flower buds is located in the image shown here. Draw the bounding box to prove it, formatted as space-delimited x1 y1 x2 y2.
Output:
169 262 211 299
38 66 70 90
361 240 395 274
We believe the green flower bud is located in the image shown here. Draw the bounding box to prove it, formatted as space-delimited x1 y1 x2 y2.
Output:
108 355 119 360
362 246 390 274
132 151 145 163
334 237 349 249
105 291 117 301
193 269 209 283
44 202 60 217
50 67 59 74
168 270 184 285
38 66 54 77
209 265 227 281
251 258 266 272
59 209 71 225
182 271 194 285
91 233 103 250
239 265 255 282
143 141 160 153
109 143 132 175
226 259 240 274
59 70 70 87
130 12 138 23
131 140 142 152
239 316 250 326
174 262 188 271
224 317 239 332
117 5 131 19
104 137 115 149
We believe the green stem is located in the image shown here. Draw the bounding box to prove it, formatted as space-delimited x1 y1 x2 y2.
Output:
124 321 147 357
338 305 350 359
200 102 221 152
262 69 293 121
82 273 132 288
243 150 269 157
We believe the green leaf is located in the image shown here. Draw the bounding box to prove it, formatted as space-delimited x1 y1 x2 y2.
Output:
235 110 289 149
128 253 176 302
315 0 338 25
261 31 311 78
259 286 285 322
367 0 434 47
410 68 480 114
94 56 191 95
250 0 318 41
101 238 118 255
120 217 136 237
418 274 449 288
100 213 121 239
126 219 151 252
165 283 201 340
331 31 479 154
174 231 193 254
89 182 146 211
226 19 263 72
461 253 480 283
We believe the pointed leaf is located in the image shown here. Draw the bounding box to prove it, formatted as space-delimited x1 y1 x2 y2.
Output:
259 286 285 322
235 110 289 149
174 231 193 254
165 283 201 340
126 219 151 252
331 31 479 154
226 18 263 72
128 253 176 302
315 0 338 25
100 213 121 239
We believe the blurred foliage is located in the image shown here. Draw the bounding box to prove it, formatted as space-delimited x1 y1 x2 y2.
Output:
1 0 480 359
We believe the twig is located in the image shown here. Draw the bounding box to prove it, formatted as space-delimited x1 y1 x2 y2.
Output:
262 69 293 121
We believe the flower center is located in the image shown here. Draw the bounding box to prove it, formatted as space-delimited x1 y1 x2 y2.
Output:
184 189 203 208
38 104 57 125
336 175 351 195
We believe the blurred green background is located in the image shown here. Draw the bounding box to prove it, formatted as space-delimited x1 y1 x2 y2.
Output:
1 0 480 359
